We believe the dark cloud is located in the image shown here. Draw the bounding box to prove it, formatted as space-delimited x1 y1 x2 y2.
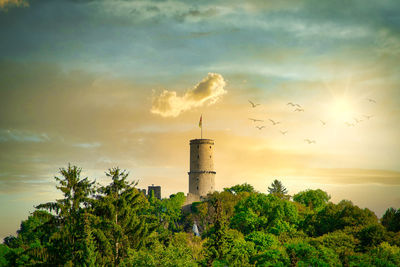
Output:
174 7 218 23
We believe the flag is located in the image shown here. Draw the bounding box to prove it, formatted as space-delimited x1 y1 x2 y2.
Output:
199 115 202 128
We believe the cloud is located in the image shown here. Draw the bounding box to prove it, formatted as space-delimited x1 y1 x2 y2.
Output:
73 142 101 149
174 7 219 23
0 0 28 10
309 168 400 186
0 129 50 143
151 73 227 117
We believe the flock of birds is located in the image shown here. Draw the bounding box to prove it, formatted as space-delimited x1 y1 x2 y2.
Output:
247 99 376 145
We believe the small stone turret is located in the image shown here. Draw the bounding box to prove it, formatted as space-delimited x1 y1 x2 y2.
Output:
148 185 161 199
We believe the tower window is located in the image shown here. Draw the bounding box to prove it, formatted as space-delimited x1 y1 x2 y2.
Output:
210 155 211 158
197 155 199 159
197 186 198 190
209 146 211 149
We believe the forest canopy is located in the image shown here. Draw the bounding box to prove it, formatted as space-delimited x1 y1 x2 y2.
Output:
1 165 400 266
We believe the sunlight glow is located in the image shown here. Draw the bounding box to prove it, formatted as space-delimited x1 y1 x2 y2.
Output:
329 97 356 123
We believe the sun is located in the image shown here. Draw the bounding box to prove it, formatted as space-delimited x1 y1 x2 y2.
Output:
329 97 355 123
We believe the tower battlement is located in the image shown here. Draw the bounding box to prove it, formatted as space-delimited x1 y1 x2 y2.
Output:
190 139 214 144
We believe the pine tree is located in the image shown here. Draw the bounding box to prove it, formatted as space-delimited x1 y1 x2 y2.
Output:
36 164 95 265
93 167 155 265
83 213 98 267
267 179 290 200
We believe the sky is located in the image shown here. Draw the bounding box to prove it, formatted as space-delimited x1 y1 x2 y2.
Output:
0 0 400 239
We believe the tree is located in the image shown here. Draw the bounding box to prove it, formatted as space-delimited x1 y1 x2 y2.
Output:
203 198 233 265
293 189 330 211
224 183 255 194
191 191 247 234
4 175 399 266
36 164 95 265
369 242 400 266
358 223 387 250
92 167 155 265
268 179 290 199
308 230 358 263
312 200 378 236
0 244 11 266
245 231 278 252
154 192 186 232
382 208 400 232
126 232 203 266
82 213 98 267
285 241 340 266
230 193 298 235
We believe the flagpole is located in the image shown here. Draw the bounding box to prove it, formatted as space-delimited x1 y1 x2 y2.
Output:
199 114 203 139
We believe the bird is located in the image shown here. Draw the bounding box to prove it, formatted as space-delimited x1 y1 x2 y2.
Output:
295 103 302 108
249 118 264 122
269 119 281 125
295 108 304 112
320 120 327 126
280 130 288 135
248 100 260 108
304 139 316 144
354 118 363 123
367 98 376 103
256 126 266 130
345 122 355 127
363 115 373 120
287 102 296 107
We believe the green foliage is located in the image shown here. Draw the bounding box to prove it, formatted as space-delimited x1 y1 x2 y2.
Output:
203 198 232 265
0 244 10 267
252 248 289 266
223 233 255 266
126 233 202 267
358 223 387 250
224 183 255 194
245 231 278 251
309 230 358 257
161 192 186 232
267 179 290 199
312 200 378 236
2 168 398 266
346 242 400 266
370 242 400 266
285 240 341 266
92 167 155 265
192 191 247 234
35 164 96 265
382 207 400 232
293 189 330 211
230 193 298 235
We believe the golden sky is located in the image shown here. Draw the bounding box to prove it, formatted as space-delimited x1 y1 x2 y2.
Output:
0 0 400 239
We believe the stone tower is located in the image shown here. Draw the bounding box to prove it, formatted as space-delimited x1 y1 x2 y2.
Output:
188 139 216 199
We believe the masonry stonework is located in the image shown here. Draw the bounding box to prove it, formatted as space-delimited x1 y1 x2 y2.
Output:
188 139 216 198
